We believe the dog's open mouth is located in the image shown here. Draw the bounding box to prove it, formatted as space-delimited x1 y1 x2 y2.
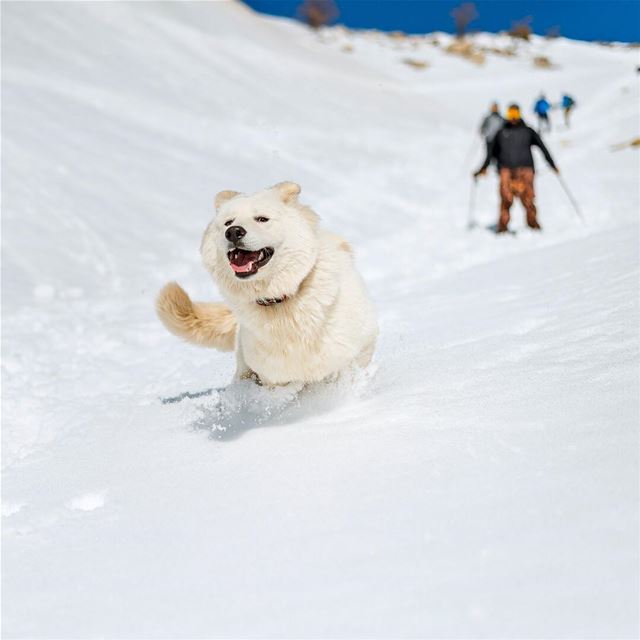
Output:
227 247 274 278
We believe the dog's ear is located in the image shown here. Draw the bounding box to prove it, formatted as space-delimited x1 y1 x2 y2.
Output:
215 190 240 211
272 181 301 204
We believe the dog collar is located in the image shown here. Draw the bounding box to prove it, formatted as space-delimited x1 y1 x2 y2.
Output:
256 296 287 307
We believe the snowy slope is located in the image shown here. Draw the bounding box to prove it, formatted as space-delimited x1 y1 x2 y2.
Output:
2 2 638 637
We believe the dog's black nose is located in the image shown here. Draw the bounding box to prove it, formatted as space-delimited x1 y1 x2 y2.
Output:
225 225 247 243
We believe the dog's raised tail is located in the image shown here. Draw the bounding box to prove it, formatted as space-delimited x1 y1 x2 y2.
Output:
156 282 236 351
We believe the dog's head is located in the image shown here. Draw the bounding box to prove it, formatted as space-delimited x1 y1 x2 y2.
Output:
201 182 320 298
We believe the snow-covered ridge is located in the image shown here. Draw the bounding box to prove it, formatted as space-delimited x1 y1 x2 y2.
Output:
2 2 638 637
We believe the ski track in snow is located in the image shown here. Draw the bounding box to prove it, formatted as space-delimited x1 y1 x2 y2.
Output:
2 3 639 638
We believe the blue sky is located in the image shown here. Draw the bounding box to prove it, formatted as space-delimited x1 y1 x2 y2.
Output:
243 0 640 42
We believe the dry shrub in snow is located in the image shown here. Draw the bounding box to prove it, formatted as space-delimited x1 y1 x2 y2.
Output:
610 137 640 151
297 0 339 29
510 17 533 40
533 55 555 69
445 39 485 65
546 25 561 39
485 45 517 57
402 58 429 70
450 3 479 38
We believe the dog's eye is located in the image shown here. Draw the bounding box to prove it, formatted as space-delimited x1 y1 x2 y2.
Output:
255 216 269 223
224 219 234 227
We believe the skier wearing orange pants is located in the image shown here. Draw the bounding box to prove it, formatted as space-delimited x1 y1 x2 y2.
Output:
474 103 558 233
499 167 538 230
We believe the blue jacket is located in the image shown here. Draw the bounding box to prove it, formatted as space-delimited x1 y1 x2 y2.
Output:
534 98 551 115
562 95 575 108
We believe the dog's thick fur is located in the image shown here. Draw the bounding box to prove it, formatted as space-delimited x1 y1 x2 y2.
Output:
156 182 378 386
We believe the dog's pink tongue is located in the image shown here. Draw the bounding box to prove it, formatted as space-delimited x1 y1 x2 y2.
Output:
230 261 255 273
229 250 260 273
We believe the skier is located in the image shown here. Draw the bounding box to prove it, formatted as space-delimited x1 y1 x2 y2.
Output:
479 102 505 160
473 103 559 233
561 93 576 128
533 94 552 133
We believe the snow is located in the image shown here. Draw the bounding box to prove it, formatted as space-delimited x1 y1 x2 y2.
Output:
2 2 638 637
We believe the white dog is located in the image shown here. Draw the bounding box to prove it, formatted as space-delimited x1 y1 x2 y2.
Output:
156 182 378 386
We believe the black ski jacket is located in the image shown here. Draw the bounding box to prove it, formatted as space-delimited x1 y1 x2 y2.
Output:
479 120 557 172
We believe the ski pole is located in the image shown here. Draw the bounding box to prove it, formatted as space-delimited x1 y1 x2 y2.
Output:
555 172 584 223
468 177 478 229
